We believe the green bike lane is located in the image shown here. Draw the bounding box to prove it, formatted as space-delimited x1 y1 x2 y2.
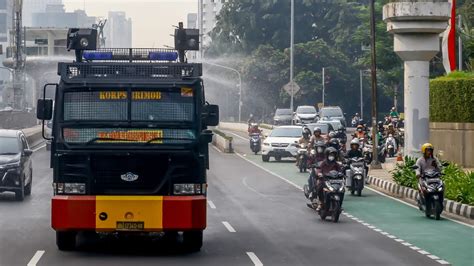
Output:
224 130 474 266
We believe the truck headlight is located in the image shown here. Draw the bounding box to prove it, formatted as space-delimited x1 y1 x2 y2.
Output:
55 183 86 194
173 183 206 195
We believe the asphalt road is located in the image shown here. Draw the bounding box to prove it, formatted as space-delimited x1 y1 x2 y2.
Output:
0 138 471 265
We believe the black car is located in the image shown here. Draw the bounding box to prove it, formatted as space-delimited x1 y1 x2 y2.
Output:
0 130 33 200
273 108 293 125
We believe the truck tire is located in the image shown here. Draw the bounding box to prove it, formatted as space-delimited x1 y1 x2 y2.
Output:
182 230 203 252
25 173 32 196
56 231 77 251
262 155 270 162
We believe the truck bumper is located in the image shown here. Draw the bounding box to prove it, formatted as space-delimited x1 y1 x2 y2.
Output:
51 195 206 232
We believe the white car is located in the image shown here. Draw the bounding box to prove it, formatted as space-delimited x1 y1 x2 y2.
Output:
261 126 302 162
293 105 318 124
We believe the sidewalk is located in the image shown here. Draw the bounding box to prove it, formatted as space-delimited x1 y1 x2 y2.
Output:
368 158 398 181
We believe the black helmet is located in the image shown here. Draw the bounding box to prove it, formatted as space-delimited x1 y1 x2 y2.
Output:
329 138 339 149
325 147 338 156
378 121 383 126
313 127 321 133
328 131 336 138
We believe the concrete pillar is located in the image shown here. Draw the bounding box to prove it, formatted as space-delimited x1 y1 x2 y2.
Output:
47 31 55 56
383 0 451 157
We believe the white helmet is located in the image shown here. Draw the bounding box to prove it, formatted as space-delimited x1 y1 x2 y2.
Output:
351 138 360 146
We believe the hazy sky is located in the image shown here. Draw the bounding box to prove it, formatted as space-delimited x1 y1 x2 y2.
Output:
63 0 197 47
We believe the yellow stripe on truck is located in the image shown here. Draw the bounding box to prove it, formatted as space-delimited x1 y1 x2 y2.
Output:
95 196 163 230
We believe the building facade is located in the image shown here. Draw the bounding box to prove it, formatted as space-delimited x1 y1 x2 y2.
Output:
31 4 96 28
104 11 132 48
23 0 62 26
200 0 227 46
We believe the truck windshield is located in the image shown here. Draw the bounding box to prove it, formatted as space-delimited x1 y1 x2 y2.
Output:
61 87 196 145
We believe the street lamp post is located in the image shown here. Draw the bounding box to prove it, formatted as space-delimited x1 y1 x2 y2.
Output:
369 0 381 168
202 61 242 122
359 70 363 120
289 0 295 112
322 67 325 107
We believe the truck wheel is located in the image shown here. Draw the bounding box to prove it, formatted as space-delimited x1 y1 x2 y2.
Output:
182 230 203 252
56 231 77 251
262 155 270 162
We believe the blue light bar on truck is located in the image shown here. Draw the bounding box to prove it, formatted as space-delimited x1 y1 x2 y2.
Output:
83 51 113 60
148 52 179 61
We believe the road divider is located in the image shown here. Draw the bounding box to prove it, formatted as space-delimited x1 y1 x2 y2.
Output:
367 175 474 221
212 129 234 153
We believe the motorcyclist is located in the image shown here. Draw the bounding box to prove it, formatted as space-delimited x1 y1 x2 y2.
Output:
248 123 262 135
378 121 385 135
247 114 256 127
346 138 363 158
351 113 360 127
389 107 399 119
310 127 326 148
385 124 397 138
416 143 441 194
314 147 342 211
384 115 392 126
354 125 366 139
346 138 369 174
296 128 312 166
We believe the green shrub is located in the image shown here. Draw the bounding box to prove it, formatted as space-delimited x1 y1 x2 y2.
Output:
391 156 418 189
391 157 474 205
430 72 474 123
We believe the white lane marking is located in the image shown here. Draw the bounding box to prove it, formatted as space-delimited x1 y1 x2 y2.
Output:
410 246 421 251
32 144 46 152
246 252 264 266
365 185 474 229
395 239 404 242
27 250 45 266
362 222 370 226
387 235 396 239
367 225 376 229
373 228 382 232
437 260 450 265
211 145 222 153
207 200 216 209
222 221 236 233
235 153 302 191
401 242 412 247
418 250 430 255
428 255 440 260
380 231 389 235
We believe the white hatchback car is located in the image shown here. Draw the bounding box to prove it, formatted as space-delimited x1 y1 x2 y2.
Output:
261 126 302 162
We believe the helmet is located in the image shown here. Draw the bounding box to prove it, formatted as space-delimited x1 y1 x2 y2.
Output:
355 113 359 116
325 147 338 156
351 138 360 145
421 143 434 154
329 138 339 148
391 107 396 111
313 127 321 133
378 121 383 126
357 125 363 129
328 131 336 138
249 114 254 118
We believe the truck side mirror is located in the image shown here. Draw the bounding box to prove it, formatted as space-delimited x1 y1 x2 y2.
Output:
37 99 53 120
203 104 219 126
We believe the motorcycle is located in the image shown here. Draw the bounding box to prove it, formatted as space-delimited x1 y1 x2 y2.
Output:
297 143 309 173
364 140 386 163
249 133 261 155
304 168 345 223
319 170 346 223
413 166 445 220
385 134 397 157
345 157 366 196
